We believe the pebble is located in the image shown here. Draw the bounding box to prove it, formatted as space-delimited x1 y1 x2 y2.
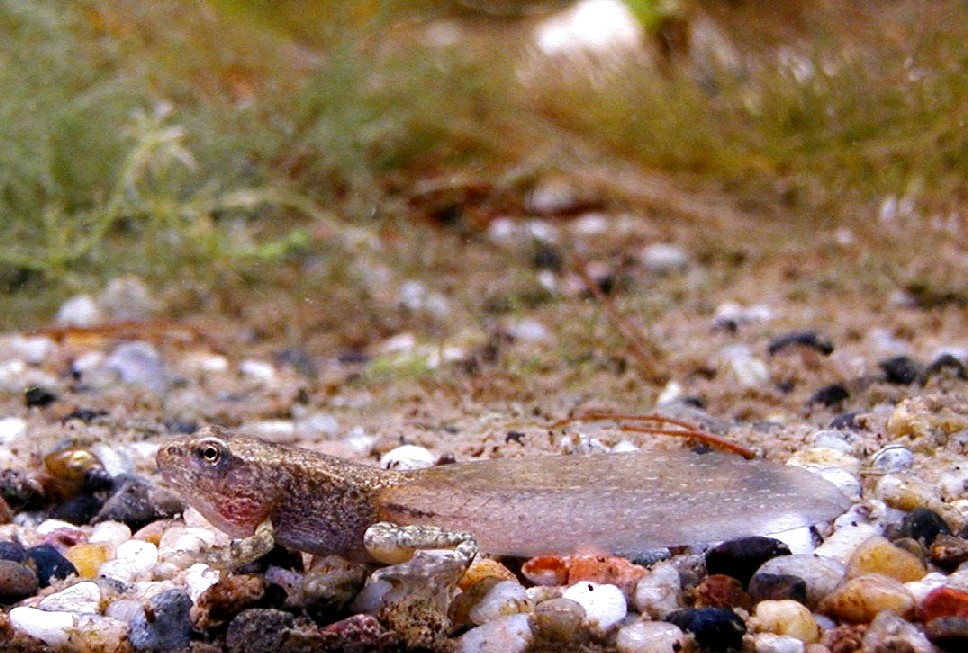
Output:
89 520 134 549
528 598 585 642
809 384 849 408
96 474 169 529
9 606 74 648
899 507 952 545
921 586 968 620
0 559 38 603
754 554 845 607
813 522 880 564
72 614 131 653
98 539 158 583
560 581 627 631
101 341 169 393
55 294 103 327
752 633 805 653
879 355 922 385
379 445 437 471
26 544 78 587
460 613 532 653
692 574 751 610
100 276 158 321
128 588 192 652
184 563 221 602
39 580 102 614
0 418 27 445
809 430 855 455
751 599 820 643
632 561 682 618
0 540 27 563
240 359 276 381
192 573 266 629
925 616 968 651
566 554 647 597
640 243 689 274
921 353 967 383
862 609 934 653
930 534 968 568
665 608 747 652
468 580 530 625
711 302 773 331
767 331 834 356
706 536 792 587
817 572 916 622
870 446 915 474
748 573 808 604
615 620 689 653
845 535 925 582
225 609 296 652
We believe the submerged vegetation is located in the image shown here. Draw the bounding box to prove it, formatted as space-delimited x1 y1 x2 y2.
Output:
1 0 966 323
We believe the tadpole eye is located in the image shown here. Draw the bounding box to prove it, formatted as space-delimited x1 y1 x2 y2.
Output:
195 440 223 466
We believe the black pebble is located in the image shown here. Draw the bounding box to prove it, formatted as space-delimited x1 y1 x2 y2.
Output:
767 331 834 356
665 608 746 652
24 386 56 408
925 616 968 652
129 589 192 652
748 572 808 604
25 545 77 587
921 354 968 383
60 408 108 423
878 356 922 385
809 384 849 407
226 609 296 653
705 537 792 588
829 411 861 430
95 475 168 530
900 508 952 546
531 242 563 272
50 492 104 525
0 540 27 563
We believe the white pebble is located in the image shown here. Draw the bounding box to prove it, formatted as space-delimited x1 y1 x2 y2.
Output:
870 445 915 473
185 563 221 602
641 243 689 274
718 344 770 387
769 527 818 555
469 580 530 625
810 430 855 455
158 527 218 561
99 540 158 583
905 572 949 603
380 445 437 471
616 620 688 653
814 523 880 564
89 521 133 549
633 562 681 618
561 581 627 631
505 319 550 343
40 581 102 614
460 613 532 653
755 554 846 607
36 519 79 536
9 336 55 364
73 614 131 653
10 607 74 647
753 633 805 653
56 294 103 326
712 302 773 329
89 445 134 478
240 359 276 381
0 417 27 445
105 598 144 623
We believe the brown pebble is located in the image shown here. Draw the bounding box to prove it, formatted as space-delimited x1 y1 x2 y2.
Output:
818 573 916 623
921 586 968 621
530 598 588 644
825 623 867 653
567 554 647 597
0 559 39 603
925 616 968 651
460 557 516 589
691 573 752 610
0 496 12 524
191 574 265 629
846 536 925 582
319 613 399 650
929 534 968 569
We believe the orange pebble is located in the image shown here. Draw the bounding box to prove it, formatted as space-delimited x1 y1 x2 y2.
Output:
567 554 647 596
522 555 569 586
459 557 517 589
66 543 110 578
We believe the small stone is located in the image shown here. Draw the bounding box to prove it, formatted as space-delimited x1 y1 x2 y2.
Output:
862 610 933 653
51 493 104 525
468 580 530 625
706 536 792 588
561 581 627 631
0 418 27 445
869 445 915 473
921 354 967 383
879 356 922 385
930 534 968 569
99 276 158 321
665 608 746 652
184 563 221 602
521 555 569 586
615 620 689 653
460 557 517 587
226 609 296 653
752 599 820 643
0 560 38 603
379 445 437 471
845 536 925 582
9 606 74 648
809 430 854 455
755 555 845 608
96 475 172 530
296 554 367 616
25 544 78 587
809 384 849 408
817 573 916 623
529 598 585 642
752 633 805 653
566 553 647 597
692 574 751 610
24 386 56 409
748 573 808 604
641 243 690 274
129 589 192 652
899 507 952 546
56 295 103 327
99 539 158 583
192 573 265 629
0 540 28 563
461 614 532 653
921 586 968 621
768 331 834 356
925 616 968 651
89 521 134 548
633 561 682 618
718 344 770 387
70 614 131 653
318 613 397 650
39 580 102 614
100 341 169 393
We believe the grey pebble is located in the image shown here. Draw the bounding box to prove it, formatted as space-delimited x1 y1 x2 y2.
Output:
129 589 192 652
870 445 915 473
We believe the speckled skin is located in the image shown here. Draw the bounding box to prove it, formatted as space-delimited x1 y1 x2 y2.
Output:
157 426 850 561
156 426 407 561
